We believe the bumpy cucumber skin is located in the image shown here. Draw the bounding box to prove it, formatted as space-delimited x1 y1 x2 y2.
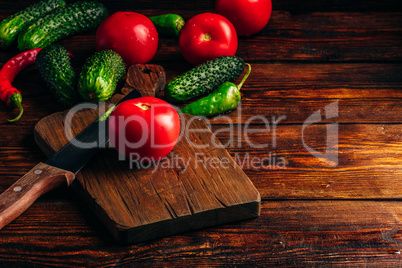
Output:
149 14 185 37
78 50 126 102
164 56 245 103
17 1 107 51
0 0 65 48
36 45 80 107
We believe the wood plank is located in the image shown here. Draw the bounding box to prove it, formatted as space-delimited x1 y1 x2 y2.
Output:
2 94 397 125
0 125 36 147
216 123 402 199
206 99 402 124
2 124 401 199
181 62 402 124
129 12 402 62
272 0 402 13
155 11 402 62
1 200 402 266
2 0 402 13
2 96 401 125
239 11 402 61
104 0 402 12
162 62 402 98
37 11 402 63
1 12 401 63
0 148 44 176
0 63 401 125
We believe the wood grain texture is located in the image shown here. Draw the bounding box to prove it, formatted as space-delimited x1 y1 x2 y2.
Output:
1 200 402 267
1 63 401 125
0 0 401 265
33 66 260 244
95 12 402 62
2 12 401 64
156 11 402 62
3 0 402 13
4 123 400 200
121 64 166 97
214 123 402 199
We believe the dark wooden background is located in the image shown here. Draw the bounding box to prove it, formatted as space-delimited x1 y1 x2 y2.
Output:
1 0 402 266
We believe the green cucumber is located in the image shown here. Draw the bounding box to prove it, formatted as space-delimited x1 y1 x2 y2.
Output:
149 14 185 37
17 0 107 51
78 50 126 102
36 44 80 107
164 56 245 103
0 0 65 48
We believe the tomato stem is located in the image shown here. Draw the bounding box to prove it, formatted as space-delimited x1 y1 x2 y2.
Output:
203 33 211 41
135 103 151 110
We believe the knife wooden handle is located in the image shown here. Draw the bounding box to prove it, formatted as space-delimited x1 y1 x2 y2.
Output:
0 162 75 230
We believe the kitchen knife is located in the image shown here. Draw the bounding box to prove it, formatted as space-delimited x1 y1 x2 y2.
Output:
0 89 142 230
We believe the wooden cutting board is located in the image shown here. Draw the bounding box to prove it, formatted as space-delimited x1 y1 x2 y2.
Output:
34 64 260 244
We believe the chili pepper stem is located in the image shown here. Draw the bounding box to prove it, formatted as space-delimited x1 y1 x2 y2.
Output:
237 63 252 90
7 92 24 123
8 102 23 123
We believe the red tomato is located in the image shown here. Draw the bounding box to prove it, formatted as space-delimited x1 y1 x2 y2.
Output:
95 12 158 65
108 97 180 163
216 0 272 36
179 13 238 65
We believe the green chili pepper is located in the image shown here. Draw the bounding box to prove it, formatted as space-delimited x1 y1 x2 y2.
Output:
181 63 251 117
149 14 185 38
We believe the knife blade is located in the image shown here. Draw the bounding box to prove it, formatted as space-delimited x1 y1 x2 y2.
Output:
45 88 142 174
0 89 142 230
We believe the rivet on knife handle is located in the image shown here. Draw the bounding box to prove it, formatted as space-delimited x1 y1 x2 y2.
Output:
0 162 75 230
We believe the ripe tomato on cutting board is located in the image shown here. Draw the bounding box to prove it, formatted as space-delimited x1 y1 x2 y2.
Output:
108 97 180 163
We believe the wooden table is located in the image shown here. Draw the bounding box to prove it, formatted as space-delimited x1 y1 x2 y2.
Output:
1 0 401 266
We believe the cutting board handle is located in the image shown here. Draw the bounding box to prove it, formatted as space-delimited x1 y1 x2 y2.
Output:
0 163 75 230
109 64 165 104
122 64 166 98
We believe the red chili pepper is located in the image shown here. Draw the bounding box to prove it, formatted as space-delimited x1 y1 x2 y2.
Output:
0 48 42 122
